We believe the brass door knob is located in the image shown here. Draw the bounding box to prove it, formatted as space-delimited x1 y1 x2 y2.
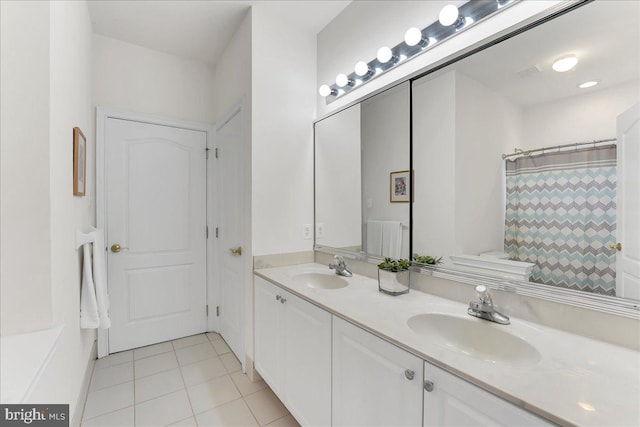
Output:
111 244 122 253
230 246 242 256
609 242 622 251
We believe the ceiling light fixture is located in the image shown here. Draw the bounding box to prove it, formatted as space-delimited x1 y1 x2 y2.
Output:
319 0 515 104
552 55 579 72
578 80 599 89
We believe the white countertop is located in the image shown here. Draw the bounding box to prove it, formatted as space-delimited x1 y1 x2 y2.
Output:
255 263 640 427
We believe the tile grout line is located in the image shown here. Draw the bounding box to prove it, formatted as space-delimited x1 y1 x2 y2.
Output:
175 343 199 426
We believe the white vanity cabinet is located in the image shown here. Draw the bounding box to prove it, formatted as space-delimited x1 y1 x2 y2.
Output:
332 316 423 427
423 363 552 426
254 276 331 427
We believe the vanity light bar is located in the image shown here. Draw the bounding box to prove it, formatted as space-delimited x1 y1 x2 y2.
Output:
319 0 518 104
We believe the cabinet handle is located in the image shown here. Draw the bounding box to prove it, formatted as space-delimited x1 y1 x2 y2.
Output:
404 369 415 381
276 295 281 301
280 297 287 304
424 380 434 392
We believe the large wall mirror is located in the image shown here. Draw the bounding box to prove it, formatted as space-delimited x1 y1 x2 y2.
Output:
413 0 639 303
315 82 410 260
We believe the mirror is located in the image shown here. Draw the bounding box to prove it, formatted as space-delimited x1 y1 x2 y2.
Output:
412 0 639 300
315 82 410 259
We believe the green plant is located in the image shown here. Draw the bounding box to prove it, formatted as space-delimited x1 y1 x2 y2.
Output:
413 254 443 265
377 257 411 272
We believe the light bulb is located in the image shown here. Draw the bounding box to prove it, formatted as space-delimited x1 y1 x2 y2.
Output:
354 61 370 77
318 84 332 97
552 55 578 72
377 46 394 64
404 27 424 47
336 73 350 87
578 80 599 89
439 5 460 26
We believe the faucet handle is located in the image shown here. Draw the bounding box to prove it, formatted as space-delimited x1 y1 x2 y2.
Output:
475 285 492 303
334 255 345 265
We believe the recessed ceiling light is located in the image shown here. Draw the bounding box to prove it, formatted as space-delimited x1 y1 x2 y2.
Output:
552 55 578 72
578 80 599 89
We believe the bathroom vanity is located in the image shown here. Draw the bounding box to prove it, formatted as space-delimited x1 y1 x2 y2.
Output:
254 264 639 427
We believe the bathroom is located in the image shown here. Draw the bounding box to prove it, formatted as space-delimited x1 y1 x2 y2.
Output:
1 0 638 426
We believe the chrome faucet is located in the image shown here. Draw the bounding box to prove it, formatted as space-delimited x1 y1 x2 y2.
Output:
329 255 353 277
468 285 510 325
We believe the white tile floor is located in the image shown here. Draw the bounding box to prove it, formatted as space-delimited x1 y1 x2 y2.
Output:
81 333 300 427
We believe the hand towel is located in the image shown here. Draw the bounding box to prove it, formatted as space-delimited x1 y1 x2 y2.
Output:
80 243 99 328
381 221 402 258
89 227 111 329
366 221 384 256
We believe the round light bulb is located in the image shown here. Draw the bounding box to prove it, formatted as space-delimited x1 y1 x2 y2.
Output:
335 73 349 87
377 46 393 63
404 27 423 47
318 84 332 97
552 55 578 72
439 5 460 26
354 61 370 77
578 80 599 89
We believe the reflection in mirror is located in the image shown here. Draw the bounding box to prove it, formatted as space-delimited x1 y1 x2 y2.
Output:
412 0 639 300
315 82 410 259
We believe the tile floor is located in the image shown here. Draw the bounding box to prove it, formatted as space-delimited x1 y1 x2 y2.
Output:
81 333 300 427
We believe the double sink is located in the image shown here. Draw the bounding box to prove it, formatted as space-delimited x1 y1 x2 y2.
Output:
291 269 540 367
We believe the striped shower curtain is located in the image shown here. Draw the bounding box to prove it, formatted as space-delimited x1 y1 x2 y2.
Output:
504 145 617 296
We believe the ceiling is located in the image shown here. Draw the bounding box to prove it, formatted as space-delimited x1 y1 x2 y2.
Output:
450 0 640 108
87 0 351 67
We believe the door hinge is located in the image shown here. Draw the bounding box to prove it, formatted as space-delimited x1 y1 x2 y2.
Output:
215 227 219 238
216 306 220 317
206 226 209 239
206 148 210 159
215 148 219 159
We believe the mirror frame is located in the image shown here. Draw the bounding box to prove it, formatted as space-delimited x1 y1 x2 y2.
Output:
313 0 640 319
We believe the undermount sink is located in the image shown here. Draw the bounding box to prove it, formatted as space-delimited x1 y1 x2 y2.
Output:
407 313 541 366
293 272 349 290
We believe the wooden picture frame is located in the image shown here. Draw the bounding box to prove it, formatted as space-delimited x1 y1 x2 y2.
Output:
73 127 86 196
390 170 411 203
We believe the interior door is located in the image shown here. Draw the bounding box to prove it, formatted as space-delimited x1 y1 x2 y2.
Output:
106 118 207 353
216 109 245 362
616 103 640 299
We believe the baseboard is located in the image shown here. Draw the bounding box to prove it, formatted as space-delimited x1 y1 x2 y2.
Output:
244 356 262 382
71 340 97 427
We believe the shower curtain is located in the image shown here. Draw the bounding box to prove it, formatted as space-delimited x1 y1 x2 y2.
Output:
504 145 617 296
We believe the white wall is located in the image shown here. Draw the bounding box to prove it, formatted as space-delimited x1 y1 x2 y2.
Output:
523 81 640 149
315 104 361 249
0 0 53 336
93 35 216 124
361 83 410 258
317 1 563 116
251 4 317 256
0 0 96 419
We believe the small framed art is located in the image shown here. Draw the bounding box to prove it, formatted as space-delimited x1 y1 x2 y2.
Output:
73 127 86 196
390 170 411 203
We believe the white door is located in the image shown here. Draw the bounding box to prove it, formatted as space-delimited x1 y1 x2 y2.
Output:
332 317 423 427
423 363 551 426
616 103 640 299
106 118 207 353
216 109 245 361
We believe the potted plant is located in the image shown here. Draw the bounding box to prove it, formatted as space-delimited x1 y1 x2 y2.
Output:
377 257 412 295
412 254 443 266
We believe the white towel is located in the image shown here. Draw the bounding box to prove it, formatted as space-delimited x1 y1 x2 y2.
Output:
80 228 111 329
367 220 402 258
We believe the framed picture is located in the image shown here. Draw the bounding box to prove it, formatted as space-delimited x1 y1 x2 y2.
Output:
390 170 411 203
73 127 86 196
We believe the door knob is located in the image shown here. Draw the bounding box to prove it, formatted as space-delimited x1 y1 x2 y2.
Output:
230 246 242 256
609 242 622 251
111 243 122 253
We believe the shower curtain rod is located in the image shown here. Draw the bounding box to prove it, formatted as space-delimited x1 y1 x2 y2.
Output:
502 137 616 160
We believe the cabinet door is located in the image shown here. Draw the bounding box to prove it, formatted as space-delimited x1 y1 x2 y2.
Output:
424 363 552 426
333 317 423 427
284 293 332 427
254 277 285 395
